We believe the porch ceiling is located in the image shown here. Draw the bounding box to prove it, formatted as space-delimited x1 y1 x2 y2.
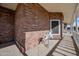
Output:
40 3 77 24
0 3 77 24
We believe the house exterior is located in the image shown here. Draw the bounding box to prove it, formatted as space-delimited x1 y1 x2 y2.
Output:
15 3 64 55
1 3 79 56
0 6 15 44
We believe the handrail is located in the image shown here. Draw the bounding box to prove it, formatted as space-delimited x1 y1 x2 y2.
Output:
42 30 53 44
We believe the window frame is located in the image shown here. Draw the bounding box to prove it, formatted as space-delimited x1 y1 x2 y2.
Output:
50 19 60 35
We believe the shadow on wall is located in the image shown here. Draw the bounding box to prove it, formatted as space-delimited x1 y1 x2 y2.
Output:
0 41 15 49
0 6 15 44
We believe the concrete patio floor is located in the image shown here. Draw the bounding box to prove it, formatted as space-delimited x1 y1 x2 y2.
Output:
0 34 77 56
0 42 23 56
26 39 59 56
52 34 77 56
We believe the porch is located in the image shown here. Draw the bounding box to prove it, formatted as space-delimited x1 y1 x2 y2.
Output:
0 33 77 56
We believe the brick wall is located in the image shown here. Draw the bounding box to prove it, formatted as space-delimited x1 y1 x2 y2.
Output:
15 3 64 54
49 12 64 20
49 12 64 39
15 3 49 53
0 6 15 44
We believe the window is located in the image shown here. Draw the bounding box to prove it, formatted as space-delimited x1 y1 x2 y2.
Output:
77 17 79 32
73 20 76 31
50 20 60 35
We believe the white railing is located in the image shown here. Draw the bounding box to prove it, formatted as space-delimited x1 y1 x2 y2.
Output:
42 30 53 46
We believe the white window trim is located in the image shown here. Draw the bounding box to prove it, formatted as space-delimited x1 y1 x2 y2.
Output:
50 19 60 35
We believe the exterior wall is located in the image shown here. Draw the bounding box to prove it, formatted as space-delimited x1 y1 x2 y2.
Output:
15 4 26 53
0 6 15 44
49 12 64 20
15 3 49 53
15 3 64 54
49 12 64 39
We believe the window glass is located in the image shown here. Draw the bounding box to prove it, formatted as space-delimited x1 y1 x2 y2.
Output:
77 17 79 32
50 20 60 34
73 20 76 31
